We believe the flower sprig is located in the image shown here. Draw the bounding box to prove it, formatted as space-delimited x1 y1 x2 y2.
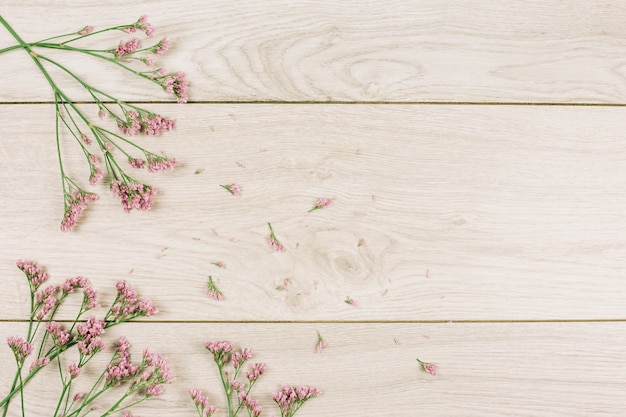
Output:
0 15 189 231
191 341 320 417
1 259 170 417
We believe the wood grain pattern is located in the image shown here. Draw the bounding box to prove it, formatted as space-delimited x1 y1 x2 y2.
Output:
1 104 625 321
1 322 625 417
2 1 626 102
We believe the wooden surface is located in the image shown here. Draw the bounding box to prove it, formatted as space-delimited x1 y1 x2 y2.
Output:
1 2 625 416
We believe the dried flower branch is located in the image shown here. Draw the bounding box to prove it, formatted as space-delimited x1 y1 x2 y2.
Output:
207 276 224 301
1 259 171 417
416 358 437 375
314 331 328 354
307 198 332 212
191 341 319 417
267 223 286 252
0 15 189 231
220 183 241 196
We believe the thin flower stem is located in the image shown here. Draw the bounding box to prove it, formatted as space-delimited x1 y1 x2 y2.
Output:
216 363 233 417
18 369 25 417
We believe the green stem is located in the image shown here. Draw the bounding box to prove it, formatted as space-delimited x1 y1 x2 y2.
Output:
217 363 233 417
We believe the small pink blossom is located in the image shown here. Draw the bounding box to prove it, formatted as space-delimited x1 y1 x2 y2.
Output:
189 389 217 417
308 198 332 212
7 336 33 363
416 358 437 375
46 321 72 346
68 362 81 378
80 133 92 145
272 385 321 416
232 348 253 368
34 285 58 319
206 276 224 301
211 261 226 268
267 223 286 252
275 277 292 291
220 183 241 196
128 157 146 169
29 357 50 372
203 341 233 366
16 259 49 289
115 37 141 58
73 392 85 402
125 15 155 38
315 331 328 353
246 362 266 382
110 180 159 212
109 280 158 321
78 26 93 36
195 168 205 174
153 37 169 55
157 71 189 103
76 316 106 356
60 187 99 232
357 238 366 247
62 275 97 310
344 296 357 307
147 154 178 172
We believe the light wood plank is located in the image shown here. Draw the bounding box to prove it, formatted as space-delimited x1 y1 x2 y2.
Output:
1 104 625 321
2 1 626 102
1 322 625 417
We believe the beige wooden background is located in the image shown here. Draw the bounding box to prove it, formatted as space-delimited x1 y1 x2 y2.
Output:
1 1 626 416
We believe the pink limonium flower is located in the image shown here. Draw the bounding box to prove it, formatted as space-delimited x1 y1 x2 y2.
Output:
203 340 233 366
128 157 146 169
46 321 72 347
206 276 224 301
416 358 437 375
153 37 169 55
315 331 328 354
110 179 160 212
76 316 106 356
275 277 292 291
246 362 266 382
67 362 81 378
344 296 357 307
16 259 49 290
78 25 93 36
7 336 34 365
88 154 104 185
118 111 175 136
267 223 286 252
147 153 178 173
115 37 141 58
60 187 99 232
272 385 321 417
62 275 98 310
307 198 332 212
357 238 366 247
34 284 58 320
124 15 155 38
220 183 241 196
211 261 226 269
189 389 218 417
105 337 139 387
29 357 50 372
108 280 158 322
156 71 189 103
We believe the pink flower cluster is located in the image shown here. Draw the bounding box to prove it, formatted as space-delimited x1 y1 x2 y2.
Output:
417 358 437 376
109 280 158 321
232 348 253 369
246 362 266 382
34 285 58 319
62 276 97 310
315 331 328 354
115 37 141 58
238 393 262 417
272 385 322 417
268 223 286 252
124 15 155 38
128 157 146 169
276 277 293 291
7 336 33 363
88 154 104 185
110 180 159 212
118 111 175 136
147 154 178 172
29 357 50 372
67 362 81 378
137 348 175 395
308 198 332 212
220 183 241 196
105 337 139 387
60 188 99 232
189 389 218 417
159 72 189 103
153 37 169 55
203 340 233 365
206 276 224 301
76 316 106 356
78 25 93 36
46 321 72 347
16 259 49 289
